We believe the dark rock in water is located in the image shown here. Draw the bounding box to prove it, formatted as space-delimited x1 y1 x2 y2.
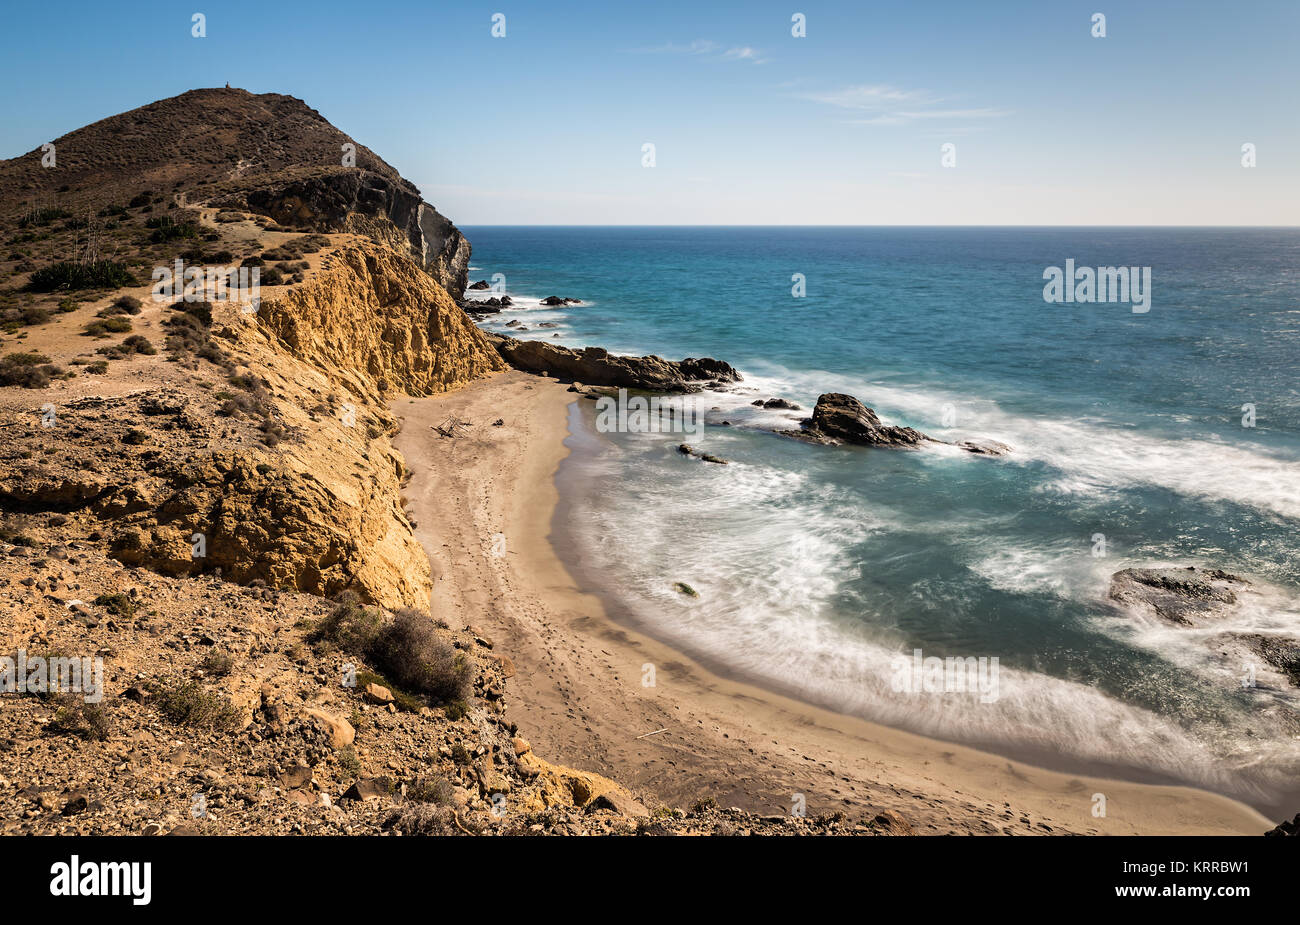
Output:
537 321 558 328
677 444 728 465
468 279 491 290
460 296 511 315
956 439 1013 456
780 392 1009 455
793 393 932 447
540 295 582 306
755 397 801 410
487 334 741 393
1108 566 1247 625
1268 813 1300 836
1217 632 1300 686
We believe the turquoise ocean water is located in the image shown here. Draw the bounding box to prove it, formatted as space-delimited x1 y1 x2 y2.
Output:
462 226 1300 814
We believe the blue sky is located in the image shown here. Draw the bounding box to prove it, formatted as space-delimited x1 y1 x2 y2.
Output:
2 0 1297 224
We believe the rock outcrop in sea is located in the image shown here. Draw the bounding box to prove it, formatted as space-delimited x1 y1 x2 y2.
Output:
488 334 741 392
1107 566 1247 625
788 392 1012 455
793 392 931 447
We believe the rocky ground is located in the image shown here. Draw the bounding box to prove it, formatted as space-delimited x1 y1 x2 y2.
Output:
0 534 902 836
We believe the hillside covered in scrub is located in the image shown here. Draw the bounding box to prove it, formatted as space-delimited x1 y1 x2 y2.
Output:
0 88 889 837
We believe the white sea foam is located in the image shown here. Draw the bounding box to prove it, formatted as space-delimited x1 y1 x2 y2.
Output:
566 423 1300 802
966 542 1110 599
732 361 1300 522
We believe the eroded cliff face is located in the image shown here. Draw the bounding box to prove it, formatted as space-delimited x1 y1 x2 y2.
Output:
256 242 505 403
214 168 473 297
0 240 503 612
0 375 430 612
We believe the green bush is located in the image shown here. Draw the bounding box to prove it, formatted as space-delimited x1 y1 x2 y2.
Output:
310 593 383 654
371 608 471 705
312 598 469 707
0 305 51 331
100 294 142 315
0 351 63 388
199 651 234 677
82 316 132 337
406 776 453 805
48 695 112 741
28 261 135 292
121 334 156 355
18 207 70 228
147 219 199 243
147 679 241 731
177 300 212 326
93 592 136 617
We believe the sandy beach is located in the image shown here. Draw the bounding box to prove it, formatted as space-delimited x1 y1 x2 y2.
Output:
391 371 1273 835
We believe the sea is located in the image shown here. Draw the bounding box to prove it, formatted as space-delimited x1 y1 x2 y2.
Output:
461 225 1300 816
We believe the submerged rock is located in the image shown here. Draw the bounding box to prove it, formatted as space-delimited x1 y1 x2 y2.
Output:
677 444 728 465
956 439 1013 456
1215 632 1300 686
1108 566 1247 625
540 296 582 306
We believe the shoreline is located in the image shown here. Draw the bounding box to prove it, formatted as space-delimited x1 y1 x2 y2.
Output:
392 371 1273 835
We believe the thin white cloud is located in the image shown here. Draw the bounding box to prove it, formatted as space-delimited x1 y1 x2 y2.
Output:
801 83 1009 126
721 46 766 63
637 39 717 55
844 107 1011 126
803 84 939 108
630 40 768 64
